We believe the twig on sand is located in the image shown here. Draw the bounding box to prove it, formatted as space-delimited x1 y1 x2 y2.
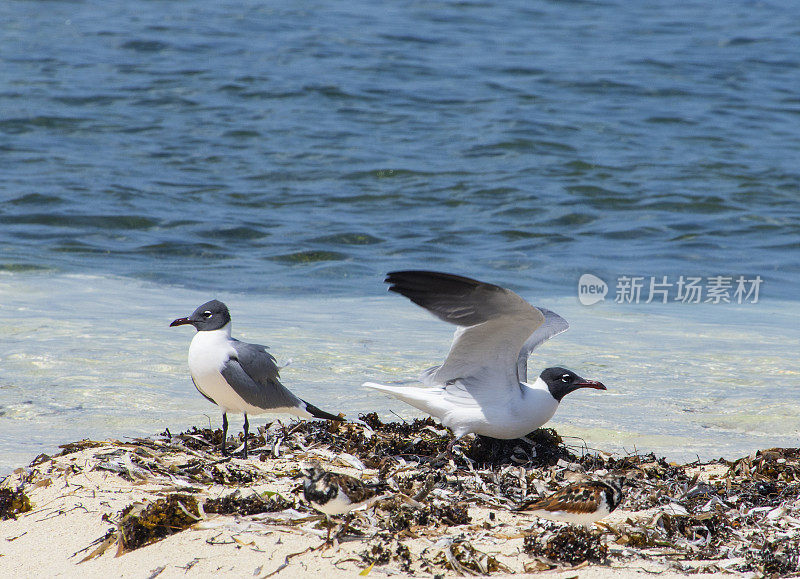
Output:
262 546 315 578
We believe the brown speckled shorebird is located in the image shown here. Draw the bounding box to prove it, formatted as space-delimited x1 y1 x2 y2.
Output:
301 461 380 543
517 478 624 527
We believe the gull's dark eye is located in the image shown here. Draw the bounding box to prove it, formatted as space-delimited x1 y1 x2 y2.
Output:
561 374 572 383
203 310 213 318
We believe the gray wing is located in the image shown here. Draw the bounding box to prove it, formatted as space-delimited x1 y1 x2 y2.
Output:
516 308 570 383
220 340 304 411
386 271 545 401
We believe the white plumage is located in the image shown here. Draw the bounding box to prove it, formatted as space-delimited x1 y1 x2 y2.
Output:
364 376 559 440
363 271 605 448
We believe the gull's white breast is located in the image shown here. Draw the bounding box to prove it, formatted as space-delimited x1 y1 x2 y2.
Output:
444 377 559 439
187 328 263 415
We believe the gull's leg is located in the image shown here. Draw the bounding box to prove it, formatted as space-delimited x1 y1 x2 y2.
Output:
243 413 249 459
221 412 229 456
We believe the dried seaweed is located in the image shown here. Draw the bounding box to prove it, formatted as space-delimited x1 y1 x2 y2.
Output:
204 492 292 516
0 487 32 520
524 525 608 565
306 413 451 467
57 440 107 456
118 494 201 551
467 428 575 467
381 502 471 531
429 538 509 575
12 415 800 576
747 537 800 575
431 503 472 526
172 427 223 451
361 539 414 572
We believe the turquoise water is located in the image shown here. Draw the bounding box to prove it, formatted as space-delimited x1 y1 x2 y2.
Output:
1 1 799 473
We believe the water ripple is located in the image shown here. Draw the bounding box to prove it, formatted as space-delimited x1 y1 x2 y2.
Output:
0 0 797 297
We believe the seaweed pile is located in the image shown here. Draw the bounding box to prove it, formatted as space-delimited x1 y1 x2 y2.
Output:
118 494 202 551
594 448 800 575
524 524 608 566
0 487 31 520
3 415 800 576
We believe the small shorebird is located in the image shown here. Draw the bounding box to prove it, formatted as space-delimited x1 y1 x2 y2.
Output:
302 461 381 543
363 271 606 455
170 300 343 458
516 478 624 527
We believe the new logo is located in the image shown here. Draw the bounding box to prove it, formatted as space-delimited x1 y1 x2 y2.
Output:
578 273 608 306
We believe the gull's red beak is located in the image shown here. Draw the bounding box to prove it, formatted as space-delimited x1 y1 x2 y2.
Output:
170 317 192 327
576 379 606 390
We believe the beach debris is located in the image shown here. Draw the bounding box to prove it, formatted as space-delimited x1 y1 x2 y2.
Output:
524 525 608 566
77 529 118 563
203 491 292 516
360 538 415 573
262 546 315 578
467 428 573 467
117 494 202 552
56 440 107 456
0 487 32 520
429 537 511 575
746 537 800 576
7 416 800 576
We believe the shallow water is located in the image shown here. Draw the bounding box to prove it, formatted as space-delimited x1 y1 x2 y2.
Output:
1 272 798 475
1 1 799 474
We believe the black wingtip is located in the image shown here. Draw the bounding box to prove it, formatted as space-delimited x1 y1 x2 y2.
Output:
385 270 498 292
384 270 502 306
304 401 345 422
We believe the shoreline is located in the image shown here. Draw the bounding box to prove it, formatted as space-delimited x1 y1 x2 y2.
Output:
3 271 800 476
1 418 798 577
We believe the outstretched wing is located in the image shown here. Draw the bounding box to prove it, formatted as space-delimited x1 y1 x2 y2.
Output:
386 271 545 402
516 307 569 383
220 340 304 411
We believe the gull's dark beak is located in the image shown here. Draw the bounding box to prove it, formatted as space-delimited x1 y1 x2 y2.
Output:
576 379 606 390
170 317 192 327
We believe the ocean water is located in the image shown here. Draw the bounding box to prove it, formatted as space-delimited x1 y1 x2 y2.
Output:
1 1 799 474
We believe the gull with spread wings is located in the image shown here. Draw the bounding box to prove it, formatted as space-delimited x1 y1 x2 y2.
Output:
364 271 606 454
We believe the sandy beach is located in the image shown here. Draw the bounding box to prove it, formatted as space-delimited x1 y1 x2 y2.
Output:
2 418 797 578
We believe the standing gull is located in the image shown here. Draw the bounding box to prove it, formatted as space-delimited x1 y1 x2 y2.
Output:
171 300 343 458
363 271 605 454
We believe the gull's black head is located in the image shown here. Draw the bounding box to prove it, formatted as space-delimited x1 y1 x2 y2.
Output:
170 299 231 331
540 366 606 401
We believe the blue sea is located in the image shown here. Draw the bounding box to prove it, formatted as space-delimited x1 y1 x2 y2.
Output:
1 0 799 475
